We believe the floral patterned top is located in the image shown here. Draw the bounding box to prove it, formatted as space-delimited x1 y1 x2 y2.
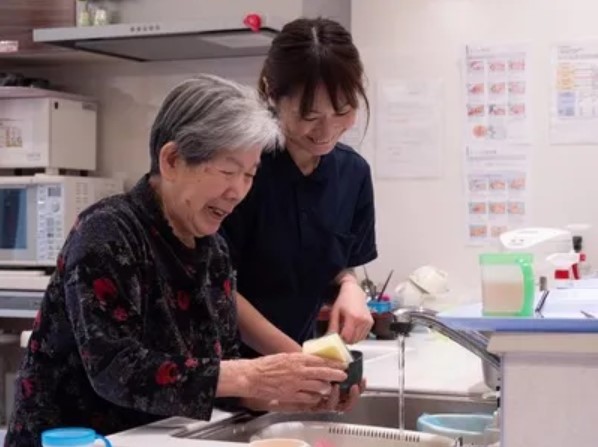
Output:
5 175 240 447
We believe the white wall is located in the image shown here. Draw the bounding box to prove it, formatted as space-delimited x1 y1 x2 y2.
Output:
20 57 266 187
15 0 598 304
352 0 598 302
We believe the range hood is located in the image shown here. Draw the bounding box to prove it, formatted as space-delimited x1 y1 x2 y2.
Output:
32 0 351 62
33 16 284 62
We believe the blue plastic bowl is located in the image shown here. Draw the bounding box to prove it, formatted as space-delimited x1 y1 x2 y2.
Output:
367 300 392 314
417 413 493 443
41 428 112 447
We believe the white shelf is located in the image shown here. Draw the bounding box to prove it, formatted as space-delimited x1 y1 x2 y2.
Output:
0 86 96 103
0 310 37 319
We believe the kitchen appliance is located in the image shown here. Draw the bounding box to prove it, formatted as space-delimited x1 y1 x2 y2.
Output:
0 174 123 267
33 0 351 62
0 87 97 171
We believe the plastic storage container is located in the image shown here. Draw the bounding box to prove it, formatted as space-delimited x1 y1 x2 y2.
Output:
368 300 396 340
416 413 493 445
41 428 112 447
479 253 534 316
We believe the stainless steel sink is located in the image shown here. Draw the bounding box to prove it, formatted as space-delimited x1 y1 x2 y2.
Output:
173 392 496 442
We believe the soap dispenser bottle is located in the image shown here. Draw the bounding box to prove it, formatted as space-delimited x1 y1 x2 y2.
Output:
573 235 592 279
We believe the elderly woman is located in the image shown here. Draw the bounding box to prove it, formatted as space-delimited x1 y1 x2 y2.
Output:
5 74 348 447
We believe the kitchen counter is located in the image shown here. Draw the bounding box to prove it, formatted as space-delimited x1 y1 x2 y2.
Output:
359 332 489 395
108 333 488 446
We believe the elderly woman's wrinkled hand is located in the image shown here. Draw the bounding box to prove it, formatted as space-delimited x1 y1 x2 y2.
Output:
246 353 347 405
300 378 366 414
334 378 366 413
311 378 366 414
245 378 366 414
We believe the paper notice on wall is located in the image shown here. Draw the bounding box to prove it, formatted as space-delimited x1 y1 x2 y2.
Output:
464 44 531 145
0 119 25 149
374 78 444 179
339 109 367 151
550 41 598 144
464 144 530 245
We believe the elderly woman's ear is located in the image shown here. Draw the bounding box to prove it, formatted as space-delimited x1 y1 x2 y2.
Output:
157 142 181 180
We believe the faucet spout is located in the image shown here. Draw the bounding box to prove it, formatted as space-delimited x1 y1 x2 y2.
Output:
391 307 501 372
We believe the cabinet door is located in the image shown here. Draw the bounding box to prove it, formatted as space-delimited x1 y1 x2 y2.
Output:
0 0 75 53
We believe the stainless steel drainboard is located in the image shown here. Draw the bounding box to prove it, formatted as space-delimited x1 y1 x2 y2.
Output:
173 411 341 441
174 417 459 446
172 392 495 443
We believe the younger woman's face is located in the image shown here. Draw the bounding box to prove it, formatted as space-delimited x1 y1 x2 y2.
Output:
275 83 357 157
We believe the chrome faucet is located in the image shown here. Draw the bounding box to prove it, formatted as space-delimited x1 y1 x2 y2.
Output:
391 307 501 375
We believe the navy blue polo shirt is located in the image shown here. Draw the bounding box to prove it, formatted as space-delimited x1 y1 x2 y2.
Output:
220 143 377 349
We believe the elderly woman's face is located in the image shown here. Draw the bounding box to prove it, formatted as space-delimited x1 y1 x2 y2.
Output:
160 144 261 240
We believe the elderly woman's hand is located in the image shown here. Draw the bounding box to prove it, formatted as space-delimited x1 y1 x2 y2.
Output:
333 378 367 413
312 378 366 414
243 353 347 405
244 378 366 413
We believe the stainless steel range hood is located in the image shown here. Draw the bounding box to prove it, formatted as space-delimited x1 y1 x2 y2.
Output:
33 16 283 62
32 0 351 62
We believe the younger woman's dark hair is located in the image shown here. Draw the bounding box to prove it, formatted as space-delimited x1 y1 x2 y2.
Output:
258 17 369 123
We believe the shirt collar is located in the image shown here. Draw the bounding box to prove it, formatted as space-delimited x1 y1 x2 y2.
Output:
273 147 334 184
129 174 213 264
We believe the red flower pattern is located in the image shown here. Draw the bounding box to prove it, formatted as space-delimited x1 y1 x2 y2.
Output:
155 361 179 386
32 311 41 330
92 278 118 303
81 349 91 363
223 279 232 298
112 307 128 321
56 255 65 274
177 291 190 311
21 379 34 399
5 178 242 445
30 340 39 353
185 357 199 369
214 341 222 358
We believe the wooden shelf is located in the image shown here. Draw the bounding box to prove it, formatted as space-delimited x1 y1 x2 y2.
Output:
0 0 116 66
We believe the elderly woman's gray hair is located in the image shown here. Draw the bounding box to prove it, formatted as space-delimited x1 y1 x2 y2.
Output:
149 74 281 174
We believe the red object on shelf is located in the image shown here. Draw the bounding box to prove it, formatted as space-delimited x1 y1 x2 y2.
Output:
243 13 262 32
554 269 570 279
572 263 580 280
